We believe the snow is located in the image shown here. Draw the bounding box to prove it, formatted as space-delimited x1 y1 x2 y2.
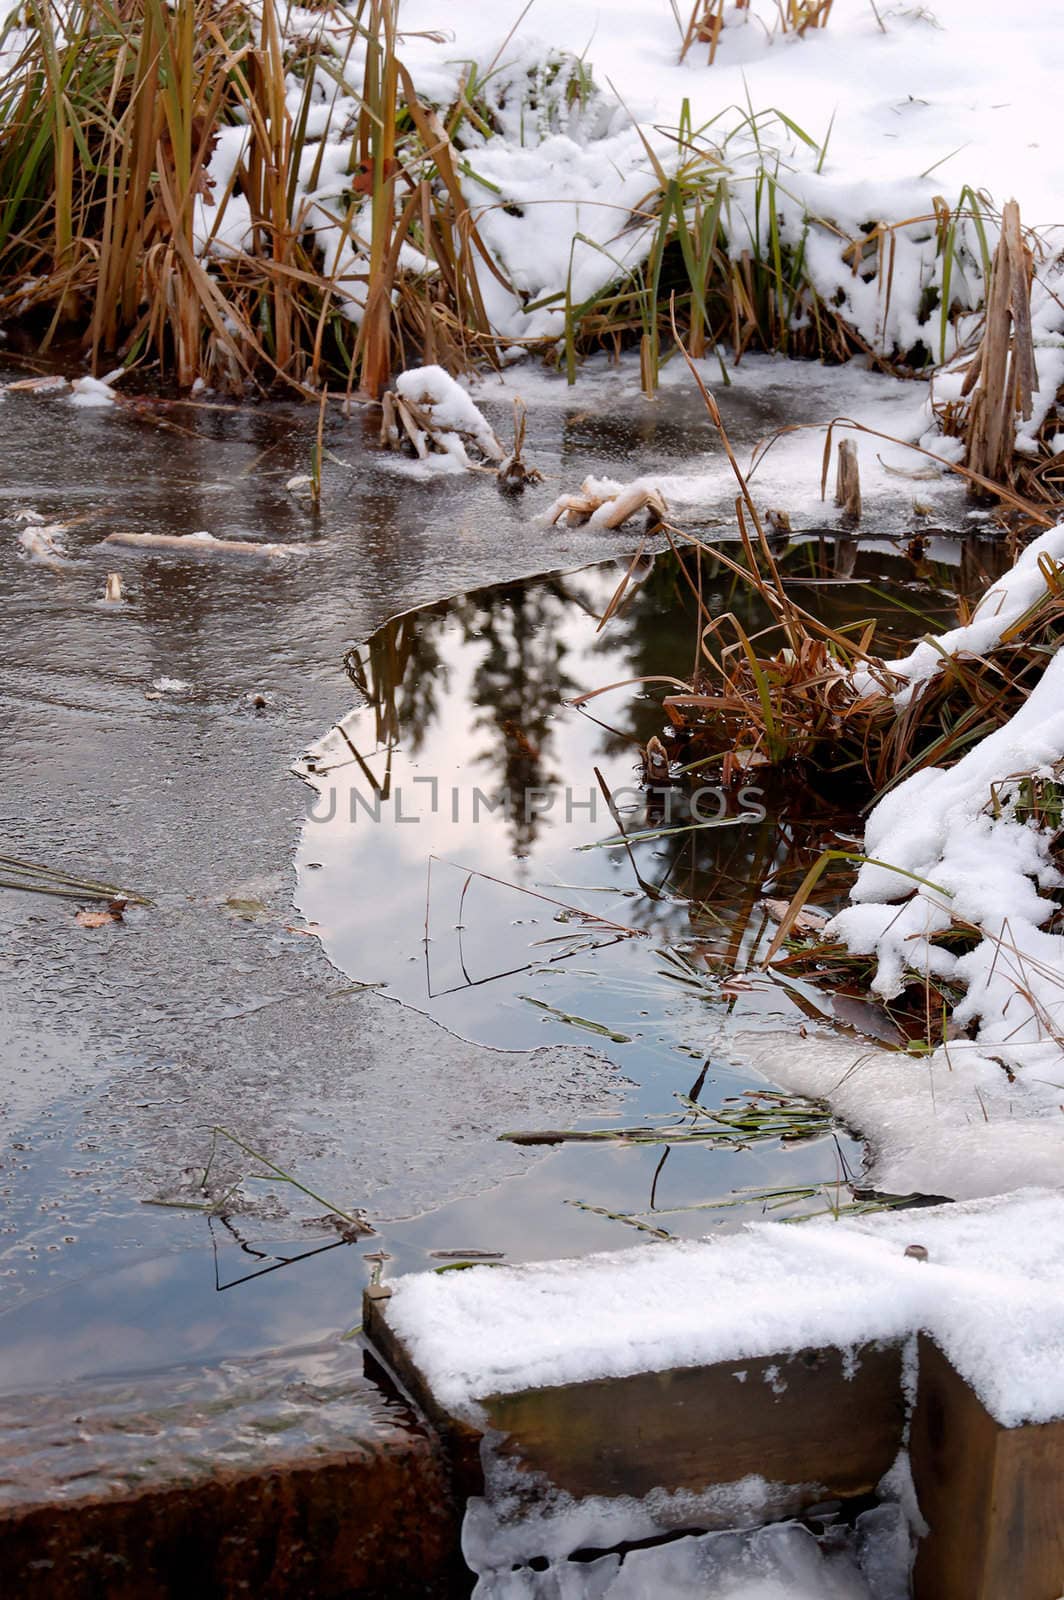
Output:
383 1188 1064 1428
828 592 1064 1078
387 0 1064 382
853 524 1064 706
394 364 503 464
69 375 116 408
471 1516 902 1599
15 522 68 565
735 1028 1063 1206
174 0 1064 443
400 0 1064 225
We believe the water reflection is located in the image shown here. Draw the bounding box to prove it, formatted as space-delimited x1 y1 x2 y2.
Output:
295 537 997 1243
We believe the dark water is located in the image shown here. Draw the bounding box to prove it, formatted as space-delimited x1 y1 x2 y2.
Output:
0 367 1002 1397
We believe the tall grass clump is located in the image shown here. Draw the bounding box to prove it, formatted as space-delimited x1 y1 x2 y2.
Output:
546 94 997 395
677 0 834 67
0 3 1016 406
0 0 500 394
585 350 1064 790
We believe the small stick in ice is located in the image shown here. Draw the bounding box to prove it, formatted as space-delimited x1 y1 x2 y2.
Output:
497 399 543 492
834 439 861 524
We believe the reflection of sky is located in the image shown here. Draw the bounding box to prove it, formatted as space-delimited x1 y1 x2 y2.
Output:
0 1227 363 1393
294 563 804 1107
381 1125 859 1268
0 1128 857 1392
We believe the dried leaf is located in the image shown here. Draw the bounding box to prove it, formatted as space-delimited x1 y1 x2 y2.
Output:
76 907 121 928
762 898 828 933
351 157 400 197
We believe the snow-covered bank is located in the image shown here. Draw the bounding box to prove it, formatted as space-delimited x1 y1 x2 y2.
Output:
735 1029 1063 1204
736 529 1064 1209
175 0 1064 402
9 0 1064 441
391 0 1064 390
838 652 1064 1061
400 0 1064 232
778 526 1064 1118
853 523 1064 706
384 1188 1064 1428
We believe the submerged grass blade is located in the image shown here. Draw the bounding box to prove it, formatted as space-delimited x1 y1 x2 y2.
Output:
519 995 632 1043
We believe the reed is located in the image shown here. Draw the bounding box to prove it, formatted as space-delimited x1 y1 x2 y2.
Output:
0 0 498 395
585 338 1064 799
550 95 995 394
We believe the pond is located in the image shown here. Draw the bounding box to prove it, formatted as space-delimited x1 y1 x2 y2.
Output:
0 362 998 1393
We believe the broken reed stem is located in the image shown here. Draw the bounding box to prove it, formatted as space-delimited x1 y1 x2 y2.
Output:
310 382 327 509
0 852 151 904
963 198 1036 492
834 438 861 523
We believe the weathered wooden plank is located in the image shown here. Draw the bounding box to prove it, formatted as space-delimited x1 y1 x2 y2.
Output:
364 1284 486 1499
0 1338 465 1599
485 1343 905 1505
366 1285 905 1511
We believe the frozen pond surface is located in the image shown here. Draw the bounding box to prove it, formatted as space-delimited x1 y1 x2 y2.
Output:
0 358 983 1394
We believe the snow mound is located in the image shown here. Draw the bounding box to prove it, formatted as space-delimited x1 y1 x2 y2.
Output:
854 524 1064 708
394 365 503 465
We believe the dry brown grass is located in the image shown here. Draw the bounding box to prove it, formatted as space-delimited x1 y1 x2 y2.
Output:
583 332 1064 796
0 0 503 395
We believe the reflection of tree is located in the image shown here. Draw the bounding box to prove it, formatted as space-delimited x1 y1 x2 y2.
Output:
460 580 581 856
582 547 749 761
343 576 582 853
344 610 448 756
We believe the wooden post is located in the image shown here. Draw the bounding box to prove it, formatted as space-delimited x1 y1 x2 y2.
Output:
365 1289 905 1513
910 1333 1064 1600
366 1290 1064 1594
485 1345 904 1507
0 1334 466 1598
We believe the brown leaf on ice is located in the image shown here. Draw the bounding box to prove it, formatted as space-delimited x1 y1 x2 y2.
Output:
75 898 126 929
